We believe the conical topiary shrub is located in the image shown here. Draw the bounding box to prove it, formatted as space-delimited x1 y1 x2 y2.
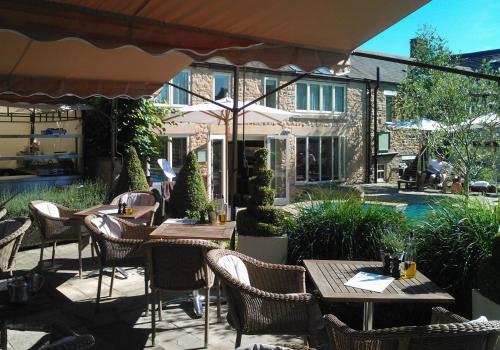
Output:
170 151 208 218
116 146 149 195
236 148 286 236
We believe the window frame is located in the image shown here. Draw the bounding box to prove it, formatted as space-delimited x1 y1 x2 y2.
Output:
263 76 279 108
295 81 346 114
156 69 191 106
213 72 232 100
377 132 391 153
295 135 346 184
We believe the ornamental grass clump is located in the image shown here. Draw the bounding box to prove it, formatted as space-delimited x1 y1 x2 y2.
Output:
236 148 286 237
170 151 208 218
414 198 499 315
284 198 408 264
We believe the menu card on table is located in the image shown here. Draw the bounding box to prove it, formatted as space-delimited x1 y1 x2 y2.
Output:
344 271 394 293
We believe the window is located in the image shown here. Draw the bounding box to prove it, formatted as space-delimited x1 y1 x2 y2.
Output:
386 95 395 122
295 82 346 113
154 70 191 105
377 132 390 153
157 136 189 176
295 136 346 182
264 77 278 108
377 164 386 181
214 72 231 100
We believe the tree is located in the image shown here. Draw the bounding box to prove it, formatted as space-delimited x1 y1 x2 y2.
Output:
236 148 286 236
170 151 208 218
395 26 499 194
115 146 149 195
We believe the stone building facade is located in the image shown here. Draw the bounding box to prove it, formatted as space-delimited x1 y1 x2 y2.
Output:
155 57 420 203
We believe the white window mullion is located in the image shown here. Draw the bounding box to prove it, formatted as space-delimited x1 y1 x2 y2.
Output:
305 137 309 182
306 84 310 111
319 85 323 113
318 136 322 181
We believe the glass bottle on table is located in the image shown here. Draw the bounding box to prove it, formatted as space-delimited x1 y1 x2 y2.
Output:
125 189 134 215
402 235 417 279
219 202 227 225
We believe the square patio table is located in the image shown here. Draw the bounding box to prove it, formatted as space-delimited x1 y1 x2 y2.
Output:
73 204 155 220
303 260 454 330
149 221 236 241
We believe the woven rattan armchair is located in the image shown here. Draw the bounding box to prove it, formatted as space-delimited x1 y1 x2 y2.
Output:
0 217 31 276
143 239 220 347
0 208 6 220
206 249 320 348
110 191 159 226
29 200 90 278
84 214 154 312
324 306 500 350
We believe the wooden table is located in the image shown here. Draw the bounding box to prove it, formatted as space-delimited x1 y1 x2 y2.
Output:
73 204 155 220
304 260 454 330
149 221 236 241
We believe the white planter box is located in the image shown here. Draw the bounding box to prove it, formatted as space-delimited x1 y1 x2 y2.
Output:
237 235 288 264
472 289 500 320
472 289 500 350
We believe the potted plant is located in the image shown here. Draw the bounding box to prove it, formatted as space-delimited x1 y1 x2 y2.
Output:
236 148 288 263
473 232 500 321
380 230 406 276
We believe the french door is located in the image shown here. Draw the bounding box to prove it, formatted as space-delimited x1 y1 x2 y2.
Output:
266 135 290 205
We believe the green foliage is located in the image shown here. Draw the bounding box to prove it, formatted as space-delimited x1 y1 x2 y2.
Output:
291 183 358 203
237 148 286 237
116 146 149 195
415 198 499 315
0 180 108 247
395 25 500 193
170 151 208 218
87 97 176 160
284 199 408 264
477 232 500 305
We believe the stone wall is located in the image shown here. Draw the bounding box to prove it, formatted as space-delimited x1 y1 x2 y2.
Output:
161 65 420 194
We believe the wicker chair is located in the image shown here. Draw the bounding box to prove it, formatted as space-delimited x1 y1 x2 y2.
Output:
29 200 89 278
0 217 31 276
84 214 154 312
0 208 6 221
110 191 159 226
324 306 500 350
206 249 320 348
143 239 220 347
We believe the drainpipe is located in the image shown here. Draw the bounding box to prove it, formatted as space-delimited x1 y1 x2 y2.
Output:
365 80 372 183
231 66 239 222
373 67 380 183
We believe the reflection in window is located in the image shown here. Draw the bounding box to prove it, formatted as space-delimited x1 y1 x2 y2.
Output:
321 137 333 180
171 138 188 174
309 84 320 111
172 71 190 105
296 138 306 181
296 83 307 110
308 137 320 181
264 77 278 108
214 73 231 100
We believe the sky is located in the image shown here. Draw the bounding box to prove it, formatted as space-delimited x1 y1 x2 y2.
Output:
360 0 500 57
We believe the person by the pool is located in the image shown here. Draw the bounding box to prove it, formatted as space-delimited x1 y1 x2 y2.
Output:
420 155 451 190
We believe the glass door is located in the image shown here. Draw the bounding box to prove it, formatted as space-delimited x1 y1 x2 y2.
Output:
208 135 226 201
266 135 290 205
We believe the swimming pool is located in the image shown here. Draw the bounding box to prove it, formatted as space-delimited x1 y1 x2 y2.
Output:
403 203 433 219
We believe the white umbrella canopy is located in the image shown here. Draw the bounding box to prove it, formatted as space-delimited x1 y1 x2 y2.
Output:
459 113 499 129
162 97 296 125
392 118 444 131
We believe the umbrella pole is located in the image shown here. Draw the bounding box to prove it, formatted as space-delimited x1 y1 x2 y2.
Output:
231 67 239 221
225 120 229 204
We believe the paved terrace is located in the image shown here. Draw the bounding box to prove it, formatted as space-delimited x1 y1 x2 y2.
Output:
1 245 308 350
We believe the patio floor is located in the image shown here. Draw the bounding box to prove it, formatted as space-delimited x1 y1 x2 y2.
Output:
2 244 308 350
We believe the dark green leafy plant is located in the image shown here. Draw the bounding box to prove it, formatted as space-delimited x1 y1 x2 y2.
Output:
284 198 408 264
116 146 149 195
415 198 499 315
237 148 287 237
170 151 208 218
477 232 500 305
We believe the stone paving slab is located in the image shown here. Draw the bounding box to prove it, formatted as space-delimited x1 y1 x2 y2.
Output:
3 244 308 350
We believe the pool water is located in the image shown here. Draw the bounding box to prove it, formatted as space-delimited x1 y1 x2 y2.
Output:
403 203 433 219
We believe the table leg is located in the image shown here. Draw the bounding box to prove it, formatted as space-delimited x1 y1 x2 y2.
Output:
363 302 374 330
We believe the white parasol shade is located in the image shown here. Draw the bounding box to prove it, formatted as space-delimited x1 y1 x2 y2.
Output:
392 118 444 131
459 113 499 129
162 97 296 125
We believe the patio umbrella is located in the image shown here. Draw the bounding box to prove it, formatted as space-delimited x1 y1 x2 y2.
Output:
391 118 444 131
162 97 296 198
459 113 499 129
